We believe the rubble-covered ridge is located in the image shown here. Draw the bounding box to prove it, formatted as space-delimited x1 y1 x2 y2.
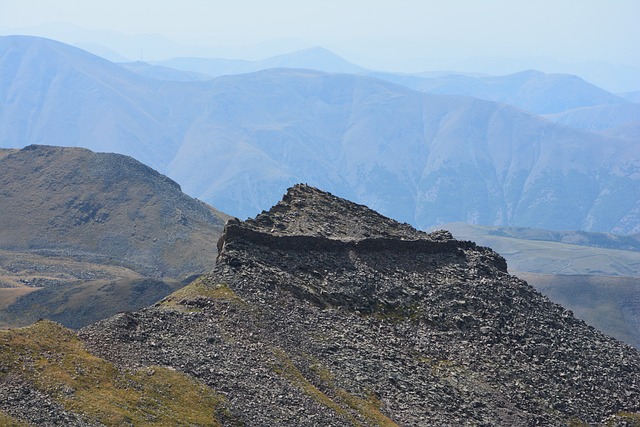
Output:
217 185 507 312
80 184 640 427
219 184 508 313
244 183 445 240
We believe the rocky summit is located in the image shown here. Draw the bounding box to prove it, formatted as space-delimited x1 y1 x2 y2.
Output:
74 184 640 426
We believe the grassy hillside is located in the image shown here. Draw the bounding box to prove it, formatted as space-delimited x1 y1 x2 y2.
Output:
0 320 230 425
0 145 228 329
0 145 228 278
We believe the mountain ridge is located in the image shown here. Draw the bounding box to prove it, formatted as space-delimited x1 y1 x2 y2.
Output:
368 69 628 114
151 46 366 78
0 184 638 425
0 144 227 276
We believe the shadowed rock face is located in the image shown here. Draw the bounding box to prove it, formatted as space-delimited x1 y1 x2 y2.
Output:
219 184 508 314
79 184 640 426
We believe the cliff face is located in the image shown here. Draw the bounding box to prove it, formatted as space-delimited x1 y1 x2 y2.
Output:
75 185 640 426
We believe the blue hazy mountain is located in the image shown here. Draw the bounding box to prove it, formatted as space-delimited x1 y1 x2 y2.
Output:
165 69 639 233
543 103 640 141
152 49 628 116
118 61 213 82
152 46 365 78
367 69 628 115
0 35 179 168
618 91 640 103
2 36 639 234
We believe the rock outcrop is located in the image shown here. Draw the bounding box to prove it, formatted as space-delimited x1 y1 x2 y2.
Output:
75 184 640 426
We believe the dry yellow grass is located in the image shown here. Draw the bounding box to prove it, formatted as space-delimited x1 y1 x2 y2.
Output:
159 276 243 310
273 349 400 427
0 320 225 426
0 410 31 426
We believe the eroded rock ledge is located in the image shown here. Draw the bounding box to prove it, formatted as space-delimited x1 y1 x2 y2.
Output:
221 218 506 267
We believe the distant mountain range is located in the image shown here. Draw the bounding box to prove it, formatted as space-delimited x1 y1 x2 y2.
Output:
1 35 639 234
147 48 631 116
543 103 640 139
150 46 366 78
367 69 629 115
5 21 640 92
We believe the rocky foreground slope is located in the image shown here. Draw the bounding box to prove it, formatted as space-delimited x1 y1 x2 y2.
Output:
2 184 638 425
74 184 640 426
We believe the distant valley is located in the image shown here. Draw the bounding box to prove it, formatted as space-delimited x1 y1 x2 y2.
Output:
441 223 640 276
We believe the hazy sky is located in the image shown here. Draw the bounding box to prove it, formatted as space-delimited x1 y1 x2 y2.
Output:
1 0 639 71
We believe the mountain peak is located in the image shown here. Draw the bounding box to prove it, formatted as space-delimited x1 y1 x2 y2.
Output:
262 46 365 74
0 144 226 277
215 184 508 315
290 45 343 56
243 183 438 240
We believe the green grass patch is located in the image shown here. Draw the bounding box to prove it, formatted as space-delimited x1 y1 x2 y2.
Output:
273 349 399 427
159 276 243 311
336 390 399 427
0 320 226 426
0 411 31 427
